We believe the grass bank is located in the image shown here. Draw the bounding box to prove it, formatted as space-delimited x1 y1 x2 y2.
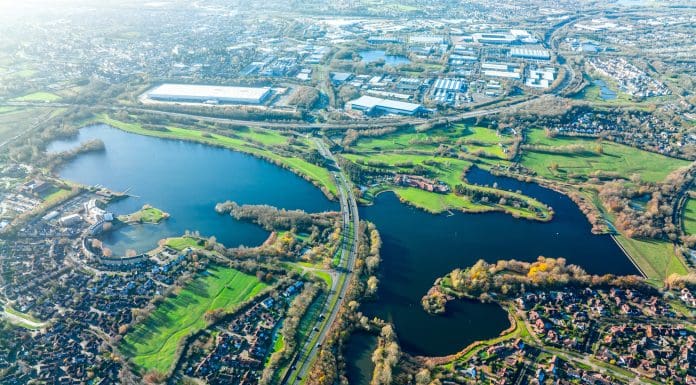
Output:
683 197 696 235
613 235 688 285
118 206 168 224
120 265 268 374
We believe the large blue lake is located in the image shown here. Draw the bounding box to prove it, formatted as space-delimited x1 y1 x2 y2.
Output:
48 124 337 255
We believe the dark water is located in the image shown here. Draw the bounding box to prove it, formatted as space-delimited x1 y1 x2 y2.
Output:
357 167 637 357
593 79 617 100
49 124 336 255
345 331 377 385
358 50 411 66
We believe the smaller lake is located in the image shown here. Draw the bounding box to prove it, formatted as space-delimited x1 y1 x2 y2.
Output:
48 124 337 255
358 50 411 66
593 79 617 100
345 331 377 385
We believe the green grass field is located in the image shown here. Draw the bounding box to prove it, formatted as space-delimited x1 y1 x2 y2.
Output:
98 115 337 197
120 266 267 374
522 129 689 183
165 236 204 251
572 82 634 106
12 91 61 102
683 198 696 236
352 124 511 160
118 206 167 224
613 235 688 284
40 187 72 204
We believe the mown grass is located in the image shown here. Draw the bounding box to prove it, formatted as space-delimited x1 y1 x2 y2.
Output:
393 187 482 213
41 188 72 204
572 82 635 106
119 207 167 224
522 129 689 183
5 305 42 324
97 115 337 197
683 198 696 236
165 236 204 251
120 265 267 374
613 235 688 284
12 91 61 102
273 334 285 353
352 124 511 160
345 151 549 219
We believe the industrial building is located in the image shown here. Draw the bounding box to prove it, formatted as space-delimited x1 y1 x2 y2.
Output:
348 95 425 116
59 214 82 227
526 67 557 89
147 84 272 105
510 48 551 60
429 78 467 105
471 33 517 45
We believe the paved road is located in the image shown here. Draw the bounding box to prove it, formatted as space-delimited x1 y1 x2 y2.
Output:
0 98 528 133
280 138 360 384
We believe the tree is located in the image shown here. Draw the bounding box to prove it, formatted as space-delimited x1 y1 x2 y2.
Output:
367 276 379 296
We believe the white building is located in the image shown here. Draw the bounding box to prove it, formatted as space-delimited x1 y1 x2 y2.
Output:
526 67 557 89
59 214 82 227
147 84 272 105
510 48 550 60
348 96 424 116
430 78 467 105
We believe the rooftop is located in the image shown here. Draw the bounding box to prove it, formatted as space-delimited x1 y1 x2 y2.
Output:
349 95 422 113
148 84 271 102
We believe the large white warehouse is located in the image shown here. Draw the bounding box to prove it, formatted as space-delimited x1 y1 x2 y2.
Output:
348 95 425 116
147 84 272 105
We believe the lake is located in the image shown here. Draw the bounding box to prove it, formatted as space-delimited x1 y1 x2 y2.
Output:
358 50 411 66
48 124 337 255
356 166 637 357
345 331 377 385
593 79 617 100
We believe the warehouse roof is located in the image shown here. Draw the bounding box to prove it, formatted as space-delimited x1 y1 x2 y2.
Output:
148 84 271 101
349 95 422 112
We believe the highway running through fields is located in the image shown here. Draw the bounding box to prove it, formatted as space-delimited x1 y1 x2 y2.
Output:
280 138 360 384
